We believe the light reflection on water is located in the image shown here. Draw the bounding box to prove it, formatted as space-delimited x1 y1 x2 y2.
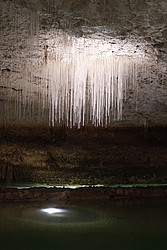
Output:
0 198 167 250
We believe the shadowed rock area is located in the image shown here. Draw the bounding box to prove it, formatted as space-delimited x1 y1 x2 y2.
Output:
1 186 167 202
0 125 167 185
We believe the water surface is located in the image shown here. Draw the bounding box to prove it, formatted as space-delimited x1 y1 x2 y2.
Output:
0 198 167 250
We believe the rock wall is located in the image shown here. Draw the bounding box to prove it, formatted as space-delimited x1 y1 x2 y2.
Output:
0 0 167 127
1 125 167 184
1 186 167 202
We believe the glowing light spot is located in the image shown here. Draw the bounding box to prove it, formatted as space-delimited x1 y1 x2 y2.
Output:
41 208 65 214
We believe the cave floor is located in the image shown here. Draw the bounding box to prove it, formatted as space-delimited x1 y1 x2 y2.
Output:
0 125 167 185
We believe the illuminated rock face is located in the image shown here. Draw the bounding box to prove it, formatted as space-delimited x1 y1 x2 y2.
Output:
0 0 167 127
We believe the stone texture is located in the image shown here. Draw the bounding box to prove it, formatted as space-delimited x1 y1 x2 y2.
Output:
0 1 167 186
0 125 167 185
1 186 167 202
6 166 13 183
0 0 167 126
1 165 7 181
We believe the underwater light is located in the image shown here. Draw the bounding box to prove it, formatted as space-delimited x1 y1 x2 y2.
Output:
41 208 65 214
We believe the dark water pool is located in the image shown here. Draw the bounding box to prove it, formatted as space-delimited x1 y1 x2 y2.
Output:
0 198 167 250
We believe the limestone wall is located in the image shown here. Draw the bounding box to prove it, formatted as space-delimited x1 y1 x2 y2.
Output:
0 0 167 127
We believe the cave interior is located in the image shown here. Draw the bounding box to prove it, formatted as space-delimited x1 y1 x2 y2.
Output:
1 0 167 187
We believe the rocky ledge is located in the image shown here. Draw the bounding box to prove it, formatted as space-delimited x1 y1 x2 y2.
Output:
1 186 167 202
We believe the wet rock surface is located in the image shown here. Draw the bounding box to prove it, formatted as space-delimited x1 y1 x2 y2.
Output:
0 125 167 185
1 186 167 202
